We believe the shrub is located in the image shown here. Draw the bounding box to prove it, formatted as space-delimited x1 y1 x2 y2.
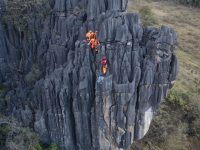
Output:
156 0 200 8
0 124 11 148
139 6 158 27
6 127 40 150
0 117 41 150
47 144 59 150
166 89 189 109
175 0 200 7
36 144 43 150
0 84 7 100
3 0 51 31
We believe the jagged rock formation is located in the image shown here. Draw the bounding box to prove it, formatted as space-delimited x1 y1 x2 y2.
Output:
0 0 178 149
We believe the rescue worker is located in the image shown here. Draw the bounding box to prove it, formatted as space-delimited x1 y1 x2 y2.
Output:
86 31 100 52
90 38 100 50
86 31 97 42
101 56 108 75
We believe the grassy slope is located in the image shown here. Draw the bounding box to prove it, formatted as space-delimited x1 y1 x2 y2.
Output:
129 0 200 92
128 0 200 149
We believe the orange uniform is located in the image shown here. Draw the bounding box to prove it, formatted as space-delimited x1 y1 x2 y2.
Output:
86 31 100 50
86 31 100 52
101 65 108 75
90 39 100 49
86 31 97 42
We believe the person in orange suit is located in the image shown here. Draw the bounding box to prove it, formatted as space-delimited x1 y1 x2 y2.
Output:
86 31 100 51
86 31 97 42
90 38 100 50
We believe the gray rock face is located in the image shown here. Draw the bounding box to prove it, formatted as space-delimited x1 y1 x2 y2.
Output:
0 0 178 149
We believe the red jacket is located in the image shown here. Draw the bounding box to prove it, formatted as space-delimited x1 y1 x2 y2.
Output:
101 57 107 66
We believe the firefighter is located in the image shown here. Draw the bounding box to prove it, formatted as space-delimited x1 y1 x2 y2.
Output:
90 38 100 50
101 56 108 75
86 31 100 53
86 31 98 42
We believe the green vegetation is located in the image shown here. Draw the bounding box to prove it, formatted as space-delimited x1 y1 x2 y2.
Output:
139 6 158 27
129 0 200 149
0 84 7 100
3 0 51 31
162 0 200 8
0 84 8 103
0 117 60 150
0 120 40 150
8 127 40 150
131 85 200 150
37 144 60 150
47 144 60 150
0 124 11 148
166 89 189 109
25 64 42 85
36 144 43 150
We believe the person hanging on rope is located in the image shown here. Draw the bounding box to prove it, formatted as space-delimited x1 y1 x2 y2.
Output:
101 56 108 75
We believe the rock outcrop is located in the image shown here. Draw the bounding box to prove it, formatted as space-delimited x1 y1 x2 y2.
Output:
0 0 178 149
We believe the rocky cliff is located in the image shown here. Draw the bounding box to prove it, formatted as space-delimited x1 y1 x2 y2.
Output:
0 0 178 149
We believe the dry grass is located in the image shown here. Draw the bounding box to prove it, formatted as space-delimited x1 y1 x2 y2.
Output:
128 1 200 149
128 0 200 93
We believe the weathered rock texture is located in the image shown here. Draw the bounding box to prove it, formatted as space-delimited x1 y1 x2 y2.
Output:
0 0 178 149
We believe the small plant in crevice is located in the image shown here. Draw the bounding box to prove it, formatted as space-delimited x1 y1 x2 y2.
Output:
0 84 8 103
36 144 43 150
47 144 60 150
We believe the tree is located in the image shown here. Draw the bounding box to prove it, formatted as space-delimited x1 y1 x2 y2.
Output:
4 0 51 31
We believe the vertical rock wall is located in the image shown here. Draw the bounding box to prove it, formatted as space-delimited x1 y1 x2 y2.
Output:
0 0 178 149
